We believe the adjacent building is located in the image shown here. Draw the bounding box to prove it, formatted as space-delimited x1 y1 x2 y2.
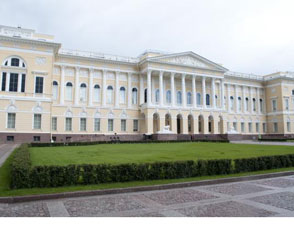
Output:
0 25 293 143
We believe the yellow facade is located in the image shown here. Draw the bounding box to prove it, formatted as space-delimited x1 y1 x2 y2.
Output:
0 25 294 143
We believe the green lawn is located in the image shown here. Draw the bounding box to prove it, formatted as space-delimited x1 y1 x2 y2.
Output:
30 142 294 166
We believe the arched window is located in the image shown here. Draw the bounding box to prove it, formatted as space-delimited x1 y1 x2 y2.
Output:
206 94 210 106
107 85 113 103
230 96 234 111
177 91 182 105
93 84 100 102
66 82 73 101
132 88 138 105
215 95 218 107
253 98 256 111
144 88 147 103
3 56 26 68
238 97 241 111
197 93 201 105
166 90 171 104
119 87 126 104
245 97 249 111
80 83 87 102
259 99 263 112
155 89 160 103
187 92 192 105
52 81 58 100
292 89 294 96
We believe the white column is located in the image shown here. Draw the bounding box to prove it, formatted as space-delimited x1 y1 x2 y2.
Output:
74 67 80 106
242 86 246 113
115 71 119 108
257 87 260 114
147 70 152 106
159 71 164 106
88 68 94 106
202 77 206 108
235 85 238 112
139 74 144 104
221 79 224 110
192 75 196 108
102 70 107 106
17 73 22 92
128 72 132 108
212 78 216 109
227 84 231 112
182 74 186 107
171 72 175 107
60 66 65 105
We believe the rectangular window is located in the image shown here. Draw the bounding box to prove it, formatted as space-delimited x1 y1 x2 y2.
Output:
9 73 18 92
35 77 44 94
52 117 57 131
65 118 72 131
11 58 19 67
287 122 291 132
94 118 100 131
241 122 245 133
285 98 289 111
248 123 252 133
263 123 267 133
21 74 26 92
133 120 139 132
272 99 277 112
121 119 126 132
233 122 237 131
256 123 259 133
108 119 114 132
7 113 16 129
33 114 42 129
33 136 41 142
273 122 278 133
1 72 6 91
6 136 14 142
80 118 87 131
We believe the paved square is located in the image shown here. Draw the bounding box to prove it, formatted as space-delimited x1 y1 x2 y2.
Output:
254 178 294 188
175 201 277 217
203 183 271 196
143 189 218 206
64 195 146 217
250 192 294 211
0 202 50 217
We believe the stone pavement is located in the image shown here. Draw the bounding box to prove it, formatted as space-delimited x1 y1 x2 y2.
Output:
2 175 294 217
0 143 18 167
230 140 294 146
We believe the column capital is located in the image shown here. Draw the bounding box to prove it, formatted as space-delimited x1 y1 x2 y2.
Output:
170 72 175 77
89 68 94 74
159 70 164 76
75 66 80 71
182 73 186 78
61 65 66 71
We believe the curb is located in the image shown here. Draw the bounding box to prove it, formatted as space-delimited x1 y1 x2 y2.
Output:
1 170 294 204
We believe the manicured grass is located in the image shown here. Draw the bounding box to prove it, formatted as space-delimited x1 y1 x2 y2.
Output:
30 142 294 166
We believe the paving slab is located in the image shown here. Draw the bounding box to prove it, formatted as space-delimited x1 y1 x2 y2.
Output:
254 178 294 188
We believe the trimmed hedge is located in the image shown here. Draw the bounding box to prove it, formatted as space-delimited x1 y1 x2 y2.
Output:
9 144 294 189
30 139 229 147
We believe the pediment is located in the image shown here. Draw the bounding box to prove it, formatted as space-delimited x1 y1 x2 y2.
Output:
149 52 227 71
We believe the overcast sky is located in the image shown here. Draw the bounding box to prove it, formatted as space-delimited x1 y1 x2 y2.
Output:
1 0 294 75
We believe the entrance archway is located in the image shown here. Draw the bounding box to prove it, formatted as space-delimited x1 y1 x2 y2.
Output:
188 114 194 134
208 115 214 134
198 115 204 134
153 113 160 133
176 114 183 134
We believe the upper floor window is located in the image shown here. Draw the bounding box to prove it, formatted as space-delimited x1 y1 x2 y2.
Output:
107 85 113 104
35 76 44 94
120 87 126 104
245 97 249 111
80 83 87 102
155 89 160 103
259 99 263 112
285 98 289 111
66 82 73 101
3 56 26 68
292 89 294 96
187 92 192 105
52 81 58 100
132 88 138 105
93 84 100 102
272 99 277 112
252 98 256 111
238 97 241 112
206 94 210 106
166 90 171 104
197 93 201 105
230 96 234 111
177 91 182 105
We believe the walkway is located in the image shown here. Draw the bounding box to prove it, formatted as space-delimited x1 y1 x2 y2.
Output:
0 143 18 167
231 140 294 146
1 175 294 217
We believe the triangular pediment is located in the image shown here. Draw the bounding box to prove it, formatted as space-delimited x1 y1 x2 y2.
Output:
148 52 227 71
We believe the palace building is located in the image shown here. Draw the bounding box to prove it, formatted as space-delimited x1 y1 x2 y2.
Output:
0 25 293 143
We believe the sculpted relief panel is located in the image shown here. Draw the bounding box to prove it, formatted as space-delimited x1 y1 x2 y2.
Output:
159 56 210 68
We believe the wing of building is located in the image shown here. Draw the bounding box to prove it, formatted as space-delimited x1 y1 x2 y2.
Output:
0 25 293 143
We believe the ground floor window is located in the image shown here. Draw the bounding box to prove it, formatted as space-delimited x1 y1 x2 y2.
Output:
7 113 16 129
52 117 57 131
287 122 291 132
233 122 237 131
65 118 72 131
248 123 252 133
6 136 14 142
80 118 87 131
273 122 278 133
133 120 138 132
33 136 40 142
108 119 114 132
121 119 126 132
33 114 42 129
94 118 100 131
256 123 259 133
263 123 267 133
241 122 245 133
